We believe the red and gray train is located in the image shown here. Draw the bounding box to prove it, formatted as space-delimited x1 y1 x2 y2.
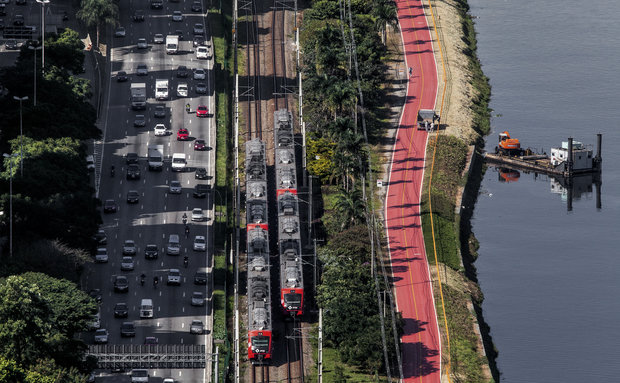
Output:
274 109 304 317
246 138 272 363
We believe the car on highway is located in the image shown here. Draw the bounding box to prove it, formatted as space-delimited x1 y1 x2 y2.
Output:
126 152 139 164
131 369 149 383
163 378 175 383
193 184 209 198
94 329 109 344
95 248 108 263
196 105 208 117
193 35 205 47
193 236 206 251
103 199 118 213
193 23 204 35
90 312 101 330
191 207 204 221
114 275 129 292
167 234 181 255
136 38 148 49
176 65 189 78
144 336 159 345
126 190 140 203
120 321 136 337
154 105 166 118
133 114 146 127
116 71 128 82
0 4 6 16
193 68 206 80
153 124 168 137
172 10 183 22
121 256 134 271
13 14 24 26
191 292 205 306
190 320 204 334
177 128 189 140
150 0 163 9
126 164 141 179
136 64 148 76
195 82 207 94
191 1 202 11
15 0 26 4
169 180 182 194
194 271 207 284
94 229 107 245
194 139 206 150
86 155 95 171
114 303 129 318
195 167 207 180
196 45 209 59
177 83 188 97
175 29 184 40
154 33 164 44
89 289 103 304
144 244 158 259
114 27 126 37
4 39 18 50
167 269 181 285
133 10 145 22
122 240 137 255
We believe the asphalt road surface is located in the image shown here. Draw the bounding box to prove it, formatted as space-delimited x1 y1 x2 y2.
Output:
82 1 216 382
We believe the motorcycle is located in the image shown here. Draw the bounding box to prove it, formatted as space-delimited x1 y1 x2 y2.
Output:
182 213 188 225
140 274 145 286
110 166 115 177
183 256 189 268
153 276 159 288
185 103 191 113
184 225 190 238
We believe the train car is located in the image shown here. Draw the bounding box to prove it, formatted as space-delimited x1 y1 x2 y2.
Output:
245 138 272 364
274 110 305 317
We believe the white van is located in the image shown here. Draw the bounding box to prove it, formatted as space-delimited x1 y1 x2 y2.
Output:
131 369 149 383
167 234 180 255
140 299 153 319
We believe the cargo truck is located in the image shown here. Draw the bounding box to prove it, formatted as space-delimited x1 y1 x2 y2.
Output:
130 83 147 110
155 79 169 100
166 35 179 54
148 145 164 171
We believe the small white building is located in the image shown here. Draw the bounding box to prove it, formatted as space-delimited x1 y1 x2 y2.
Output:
550 141 593 170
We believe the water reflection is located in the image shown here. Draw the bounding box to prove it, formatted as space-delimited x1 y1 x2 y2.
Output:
490 166 602 211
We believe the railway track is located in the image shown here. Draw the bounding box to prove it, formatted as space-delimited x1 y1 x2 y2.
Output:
251 364 270 383
285 319 304 382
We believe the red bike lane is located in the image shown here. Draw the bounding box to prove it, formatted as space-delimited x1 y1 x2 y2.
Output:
386 0 441 381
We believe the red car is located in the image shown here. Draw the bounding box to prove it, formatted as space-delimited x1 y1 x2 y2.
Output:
177 128 189 140
196 105 208 117
194 139 206 151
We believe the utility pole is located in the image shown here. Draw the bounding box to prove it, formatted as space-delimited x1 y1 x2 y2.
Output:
318 308 323 383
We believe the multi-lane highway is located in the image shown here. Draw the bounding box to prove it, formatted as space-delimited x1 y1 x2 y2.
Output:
83 1 215 382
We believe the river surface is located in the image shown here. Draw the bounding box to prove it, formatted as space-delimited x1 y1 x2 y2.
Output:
468 0 620 381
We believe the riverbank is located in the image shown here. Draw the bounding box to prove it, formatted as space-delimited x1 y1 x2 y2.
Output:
384 0 497 381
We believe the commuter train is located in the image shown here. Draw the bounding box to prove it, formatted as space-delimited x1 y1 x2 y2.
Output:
245 139 272 364
274 110 304 317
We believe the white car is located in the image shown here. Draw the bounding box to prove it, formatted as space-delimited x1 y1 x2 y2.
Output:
163 379 175 383
193 235 206 251
190 319 204 334
154 123 168 136
154 33 164 44
86 155 95 171
89 312 101 330
196 45 209 59
95 248 108 263
137 38 148 49
169 180 182 194
172 10 183 22
122 240 136 255
193 68 206 80
114 27 126 37
191 207 204 221
94 329 108 344
167 269 181 285
177 83 188 97
121 256 134 271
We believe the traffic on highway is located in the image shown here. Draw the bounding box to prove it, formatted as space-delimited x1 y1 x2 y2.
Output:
83 0 215 381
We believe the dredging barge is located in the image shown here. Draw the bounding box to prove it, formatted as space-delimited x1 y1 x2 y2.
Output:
484 132 602 178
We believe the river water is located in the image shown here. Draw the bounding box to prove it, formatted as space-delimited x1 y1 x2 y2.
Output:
468 0 620 381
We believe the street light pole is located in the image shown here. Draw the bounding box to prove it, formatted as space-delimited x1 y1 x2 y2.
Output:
28 45 41 106
13 96 28 177
3 153 18 257
36 0 50 72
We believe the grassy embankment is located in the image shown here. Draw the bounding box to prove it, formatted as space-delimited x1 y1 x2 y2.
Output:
420 0 496 382
209 2 233 382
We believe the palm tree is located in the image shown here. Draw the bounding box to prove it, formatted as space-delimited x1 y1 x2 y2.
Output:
372 0 399 45
326 80 357 120
77 0 119 48
333 187 366 229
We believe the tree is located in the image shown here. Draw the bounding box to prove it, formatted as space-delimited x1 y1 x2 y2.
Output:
372 0 398 45
332 187 366 229
76 0 118 48
42 28 85 75
326 80 357 120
